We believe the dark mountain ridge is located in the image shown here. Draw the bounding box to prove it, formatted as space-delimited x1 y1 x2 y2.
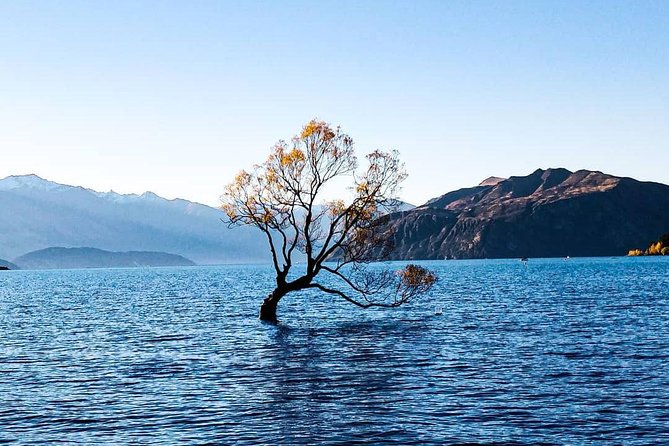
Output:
378 168 669 259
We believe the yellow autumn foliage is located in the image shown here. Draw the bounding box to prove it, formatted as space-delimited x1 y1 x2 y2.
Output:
301 119 335 140
648 241 663 255
627 234 669 256
398 264 437 289
280 148 306 166
326 199 346 218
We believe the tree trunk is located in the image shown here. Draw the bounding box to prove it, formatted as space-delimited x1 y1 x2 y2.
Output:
259 289 284 323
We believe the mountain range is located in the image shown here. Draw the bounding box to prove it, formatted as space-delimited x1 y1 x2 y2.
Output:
1 169 667 264
0 174 266 264
377 168 669 259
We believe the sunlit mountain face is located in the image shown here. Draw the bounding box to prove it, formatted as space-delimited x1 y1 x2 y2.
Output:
376 168 669 259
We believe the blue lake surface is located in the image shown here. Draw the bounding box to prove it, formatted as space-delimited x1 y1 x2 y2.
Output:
1 257 668 445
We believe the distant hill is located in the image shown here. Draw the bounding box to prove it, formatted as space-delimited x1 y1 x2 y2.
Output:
0 258 18 270
14 247 195 270
0 174 268 264
376 168 669 259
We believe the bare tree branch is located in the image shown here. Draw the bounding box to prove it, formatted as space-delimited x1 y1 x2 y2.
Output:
220 119 436 322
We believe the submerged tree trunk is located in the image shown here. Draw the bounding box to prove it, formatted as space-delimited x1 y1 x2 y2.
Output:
259 289 285 323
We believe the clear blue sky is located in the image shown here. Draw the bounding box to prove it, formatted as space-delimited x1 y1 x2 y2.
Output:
1 0 667 206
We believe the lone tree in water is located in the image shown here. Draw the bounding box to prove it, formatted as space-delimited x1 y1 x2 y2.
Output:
222 120 436 322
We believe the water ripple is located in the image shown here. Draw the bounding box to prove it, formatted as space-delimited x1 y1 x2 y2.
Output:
0 258 668 444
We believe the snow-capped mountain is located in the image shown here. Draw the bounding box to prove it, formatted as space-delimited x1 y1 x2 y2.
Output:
0 174 267 264
0 174 66 192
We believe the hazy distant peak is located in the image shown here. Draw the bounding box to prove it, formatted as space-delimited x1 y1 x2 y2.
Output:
0 174 64 192
92 190 149 203
478 176 505 187
100 190 165 202
140 191 161 200
93 190 122 199
0 173 176 205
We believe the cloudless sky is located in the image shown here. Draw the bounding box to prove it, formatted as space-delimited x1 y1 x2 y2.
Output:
1 0 667 206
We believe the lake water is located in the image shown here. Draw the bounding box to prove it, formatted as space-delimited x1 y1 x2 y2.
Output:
1 258 668 445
